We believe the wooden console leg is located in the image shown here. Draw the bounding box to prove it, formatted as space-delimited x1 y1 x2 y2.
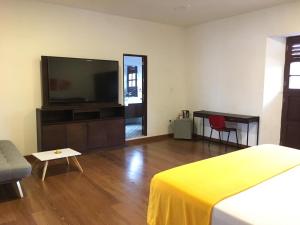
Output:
71 156 83 173
42 161 49 181
16 181 24 198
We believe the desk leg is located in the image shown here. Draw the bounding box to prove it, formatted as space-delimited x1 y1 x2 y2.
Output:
246 123 250 147
202 117 205 139
257 121 260 145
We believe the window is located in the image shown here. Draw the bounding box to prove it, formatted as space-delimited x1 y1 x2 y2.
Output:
286 39 300 89
128 72 137 88
127 66 138 97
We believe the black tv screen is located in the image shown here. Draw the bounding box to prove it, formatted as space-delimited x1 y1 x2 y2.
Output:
42 56 119 104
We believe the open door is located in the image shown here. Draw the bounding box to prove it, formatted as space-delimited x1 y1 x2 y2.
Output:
123 54 147 139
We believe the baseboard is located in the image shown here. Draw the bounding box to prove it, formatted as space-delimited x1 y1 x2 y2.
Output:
193 134 248 148
126 134 172 146
24 134 246 161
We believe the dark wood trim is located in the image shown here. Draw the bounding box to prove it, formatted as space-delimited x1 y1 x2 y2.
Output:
126 134 172 146
41 103 123 111
36 107 125 152
123 54 148 136
280 36 300 146
123 53 147 58
193 110 259 123
142 56 148 136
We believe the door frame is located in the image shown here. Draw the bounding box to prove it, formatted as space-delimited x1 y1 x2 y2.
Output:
280 36 300 146
123 53 148 136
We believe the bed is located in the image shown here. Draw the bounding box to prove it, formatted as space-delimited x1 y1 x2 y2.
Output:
147 144 300 225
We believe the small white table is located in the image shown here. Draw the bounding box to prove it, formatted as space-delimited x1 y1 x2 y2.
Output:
32 148 83 181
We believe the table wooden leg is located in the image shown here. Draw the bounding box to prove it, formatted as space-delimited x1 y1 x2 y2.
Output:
72 156 83 173
66 157 69 165
42 161 48 181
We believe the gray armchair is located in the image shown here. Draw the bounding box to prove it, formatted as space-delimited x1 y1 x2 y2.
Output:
0 140 32 198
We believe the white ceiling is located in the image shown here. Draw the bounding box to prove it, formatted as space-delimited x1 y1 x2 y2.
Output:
38 0 296 26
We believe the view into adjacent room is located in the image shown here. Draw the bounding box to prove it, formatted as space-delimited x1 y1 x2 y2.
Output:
123 54 147 139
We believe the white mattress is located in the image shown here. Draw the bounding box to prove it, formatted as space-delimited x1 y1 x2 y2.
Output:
212 165 300 225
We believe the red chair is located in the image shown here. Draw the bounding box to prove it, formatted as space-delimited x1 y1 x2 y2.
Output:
208 115 239 147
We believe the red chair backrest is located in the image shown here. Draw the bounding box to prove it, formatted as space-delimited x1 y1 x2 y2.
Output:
208 115 226 130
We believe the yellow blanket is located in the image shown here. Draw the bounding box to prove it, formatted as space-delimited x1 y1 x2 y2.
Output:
147 144 300 225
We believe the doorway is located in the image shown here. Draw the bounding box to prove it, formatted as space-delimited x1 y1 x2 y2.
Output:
123 54 147 139
280 36 300 148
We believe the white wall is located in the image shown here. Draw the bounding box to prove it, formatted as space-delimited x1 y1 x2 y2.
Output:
185 1 300 146
261 37 286 145
0 0 186 155
2 0 300 155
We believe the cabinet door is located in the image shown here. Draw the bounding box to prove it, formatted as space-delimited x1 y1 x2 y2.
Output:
87 121 108 149
107 119 125 146
66 123 87 152
42 124 66 151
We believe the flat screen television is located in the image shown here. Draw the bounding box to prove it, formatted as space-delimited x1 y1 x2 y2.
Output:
41 56 119 106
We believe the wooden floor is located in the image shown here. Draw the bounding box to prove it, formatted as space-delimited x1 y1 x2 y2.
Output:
0 139 237 225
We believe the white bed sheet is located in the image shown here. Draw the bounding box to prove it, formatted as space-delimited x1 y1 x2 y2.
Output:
212 165 300 225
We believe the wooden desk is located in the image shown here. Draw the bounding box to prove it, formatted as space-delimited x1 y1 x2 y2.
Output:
193 110 260 146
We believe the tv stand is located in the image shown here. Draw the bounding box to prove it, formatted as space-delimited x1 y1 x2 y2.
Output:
36 105 125 152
